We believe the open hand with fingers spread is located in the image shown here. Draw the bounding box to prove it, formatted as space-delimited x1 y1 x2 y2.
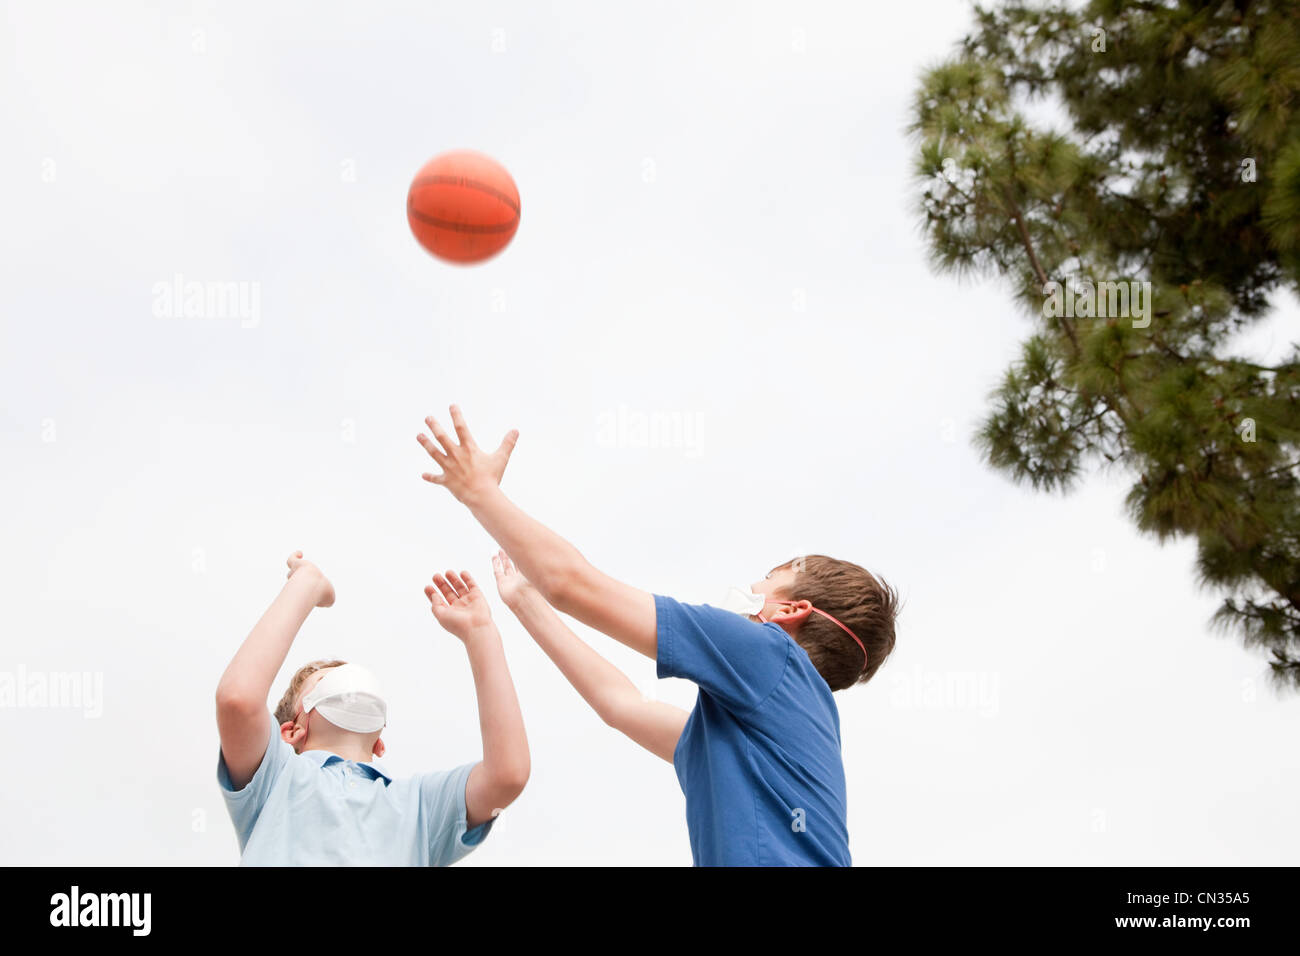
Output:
424 569 494 642
417 404 518 506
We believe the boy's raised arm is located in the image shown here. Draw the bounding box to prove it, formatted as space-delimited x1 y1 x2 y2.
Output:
424 568 530 828
493 551 687 763
216 552 334 790
417 406 658 660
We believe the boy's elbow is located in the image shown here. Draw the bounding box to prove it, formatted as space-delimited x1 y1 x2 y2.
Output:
215 682 262 718
508 765 531 800
597 697 629 733
541 579 572 614
492 759 530 803
541 560 587 614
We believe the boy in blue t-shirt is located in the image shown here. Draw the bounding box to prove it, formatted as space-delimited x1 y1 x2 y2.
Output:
416 407 900 866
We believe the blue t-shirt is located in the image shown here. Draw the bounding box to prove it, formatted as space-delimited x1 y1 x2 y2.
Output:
655 594 851 866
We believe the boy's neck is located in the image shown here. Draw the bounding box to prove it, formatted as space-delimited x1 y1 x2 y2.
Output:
303 738 375 763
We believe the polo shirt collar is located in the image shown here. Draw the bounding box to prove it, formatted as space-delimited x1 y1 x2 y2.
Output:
299 749 393 783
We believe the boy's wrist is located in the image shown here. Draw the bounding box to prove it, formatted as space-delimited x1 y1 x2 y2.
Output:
505 589 545 617
287 566 324 600
459 478 503 512
460 621 502 646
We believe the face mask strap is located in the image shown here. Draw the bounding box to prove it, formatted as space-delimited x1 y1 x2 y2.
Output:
758 600 869 673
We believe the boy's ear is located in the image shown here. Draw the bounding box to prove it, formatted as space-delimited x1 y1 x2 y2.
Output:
372 737 386 758
280 719 306 752
768 600 813 630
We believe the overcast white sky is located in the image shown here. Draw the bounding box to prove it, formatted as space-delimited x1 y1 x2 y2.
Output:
2 0 1297 866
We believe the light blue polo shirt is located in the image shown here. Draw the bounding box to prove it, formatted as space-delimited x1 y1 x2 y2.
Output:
216 710 493 865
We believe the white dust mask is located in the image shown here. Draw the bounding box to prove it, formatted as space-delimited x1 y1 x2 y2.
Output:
300 663 387 734
718 585 769 617
717 586 870 674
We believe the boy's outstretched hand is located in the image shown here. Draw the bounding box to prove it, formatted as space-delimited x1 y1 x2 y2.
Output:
417 405 518 506
491 549 538 610
425 570 494 642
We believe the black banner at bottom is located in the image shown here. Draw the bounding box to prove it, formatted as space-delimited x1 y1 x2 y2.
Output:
3 866 1287 942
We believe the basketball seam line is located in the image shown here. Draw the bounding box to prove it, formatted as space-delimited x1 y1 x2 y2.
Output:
408 175 521 214
406 204 520 234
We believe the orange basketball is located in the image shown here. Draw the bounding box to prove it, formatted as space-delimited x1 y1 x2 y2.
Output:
406 150 521 265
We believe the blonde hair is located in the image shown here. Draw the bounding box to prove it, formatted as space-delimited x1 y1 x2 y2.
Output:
273 659 347 725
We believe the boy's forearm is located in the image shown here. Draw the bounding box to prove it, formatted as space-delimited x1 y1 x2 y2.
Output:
216 573 320 708
507 592 641 722
462 622 530 788
506 590 687 765
463 484 587 605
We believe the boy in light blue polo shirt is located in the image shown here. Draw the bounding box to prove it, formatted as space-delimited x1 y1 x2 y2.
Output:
215 551 530 866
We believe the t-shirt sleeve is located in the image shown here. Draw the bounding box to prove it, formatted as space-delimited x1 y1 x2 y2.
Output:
420 761 495 866
216 710 292 852
654 593 792 714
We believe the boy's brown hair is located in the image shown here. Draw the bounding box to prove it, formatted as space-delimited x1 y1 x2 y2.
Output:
777 555 899 691
273 659 347 726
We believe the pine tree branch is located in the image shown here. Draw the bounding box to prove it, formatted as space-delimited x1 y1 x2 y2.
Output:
999 181 1081 356
1210 357 1294 375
